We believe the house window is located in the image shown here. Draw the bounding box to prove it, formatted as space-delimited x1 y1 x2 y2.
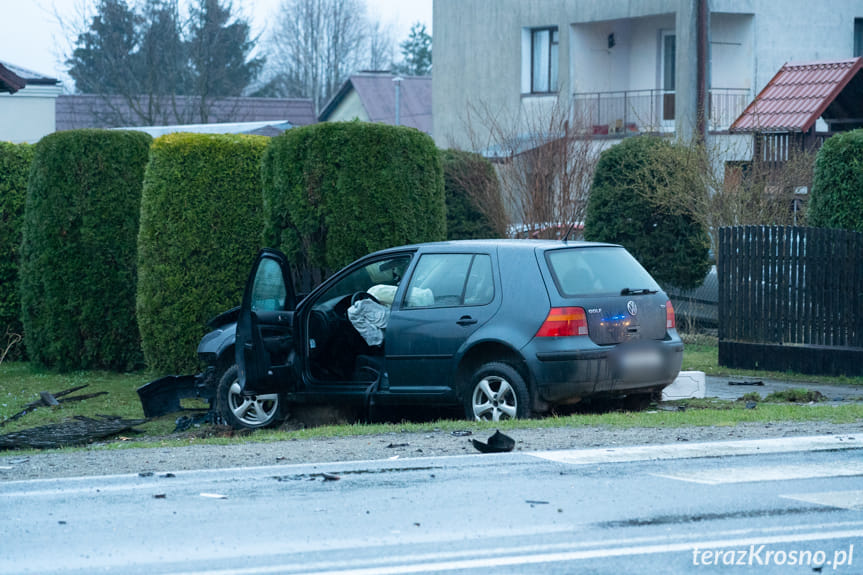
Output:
661 30 676 121
855 19 863 57
522 27 558 94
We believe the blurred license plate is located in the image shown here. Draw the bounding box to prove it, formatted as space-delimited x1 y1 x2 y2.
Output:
619 349 664 371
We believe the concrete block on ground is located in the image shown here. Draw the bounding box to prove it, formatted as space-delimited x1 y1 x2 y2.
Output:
663 371 706 401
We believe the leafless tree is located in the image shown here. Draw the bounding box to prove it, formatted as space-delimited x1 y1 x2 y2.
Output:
367 20 395 71
623 133 817 256
461 99 601 239
268 0 368 112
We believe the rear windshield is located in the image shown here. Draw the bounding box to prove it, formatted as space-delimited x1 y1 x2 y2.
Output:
545 246 661 297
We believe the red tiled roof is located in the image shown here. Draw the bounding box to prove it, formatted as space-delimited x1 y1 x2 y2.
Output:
731 58 863 132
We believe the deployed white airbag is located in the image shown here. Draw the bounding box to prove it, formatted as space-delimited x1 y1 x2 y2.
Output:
347 298 390 346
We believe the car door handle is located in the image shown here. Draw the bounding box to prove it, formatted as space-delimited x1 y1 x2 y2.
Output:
457 316 478 326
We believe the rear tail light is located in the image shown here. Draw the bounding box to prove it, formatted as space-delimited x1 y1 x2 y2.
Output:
666 300 676 330
536 307 589 337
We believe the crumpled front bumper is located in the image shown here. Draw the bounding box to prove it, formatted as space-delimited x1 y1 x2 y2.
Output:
137 373 211 418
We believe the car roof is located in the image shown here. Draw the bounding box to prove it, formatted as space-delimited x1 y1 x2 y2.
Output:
370 239 622 255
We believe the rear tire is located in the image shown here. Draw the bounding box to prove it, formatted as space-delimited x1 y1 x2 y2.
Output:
216 364 284 429
464 362 531 421
623 392 655 412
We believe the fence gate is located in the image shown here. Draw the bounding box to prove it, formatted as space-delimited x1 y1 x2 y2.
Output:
718 226 863 376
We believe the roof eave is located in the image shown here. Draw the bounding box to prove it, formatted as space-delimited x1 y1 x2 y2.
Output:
318 78 356 122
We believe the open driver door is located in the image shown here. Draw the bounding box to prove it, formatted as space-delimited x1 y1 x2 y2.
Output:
236 249 296 395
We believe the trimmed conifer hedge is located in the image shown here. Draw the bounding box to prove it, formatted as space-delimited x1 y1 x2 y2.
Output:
440 149 506 240
584 135 710 290
809 129 863 232
137 133 268 374
19 130 152 371
261 122 446 276
0 142 34 358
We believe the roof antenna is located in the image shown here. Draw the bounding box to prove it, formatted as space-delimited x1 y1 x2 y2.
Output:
562 222 576 242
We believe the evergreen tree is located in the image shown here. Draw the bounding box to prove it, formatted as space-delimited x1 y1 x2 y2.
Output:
67 0 141 94
65 0 261 125
395 22 432 76
188 0 264 103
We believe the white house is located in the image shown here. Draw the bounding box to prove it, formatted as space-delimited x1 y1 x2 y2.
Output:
433 0 863 153
0 61 62 144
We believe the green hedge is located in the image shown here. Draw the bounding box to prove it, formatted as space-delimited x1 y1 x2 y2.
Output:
809 129 863 232
137 133 268 374
584 136 710 289
19 130 152 371
440 149 506 240
262 122 446 274
0 142 33 358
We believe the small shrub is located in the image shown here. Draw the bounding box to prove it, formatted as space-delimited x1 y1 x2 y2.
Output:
20 129 151 371
763 389 826 403
584 136 711 289
137 133 269 374
440 149 506 239
809 129 863 232
261 122 446 281
0 142 33 359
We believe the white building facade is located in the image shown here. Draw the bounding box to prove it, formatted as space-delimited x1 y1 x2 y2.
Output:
433 0 863 151
0 62 61 144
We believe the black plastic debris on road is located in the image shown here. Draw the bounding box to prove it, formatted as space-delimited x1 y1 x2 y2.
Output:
471 430 515 453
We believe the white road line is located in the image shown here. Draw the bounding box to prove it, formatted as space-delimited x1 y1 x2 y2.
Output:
160 528 863 575
654 461 863 484
781 490 863 511
529 435 861 466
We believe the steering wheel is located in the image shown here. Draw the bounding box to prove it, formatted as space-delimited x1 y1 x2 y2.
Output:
351 291 381 306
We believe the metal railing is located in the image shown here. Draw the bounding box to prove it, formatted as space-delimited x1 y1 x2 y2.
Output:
571 88 750 135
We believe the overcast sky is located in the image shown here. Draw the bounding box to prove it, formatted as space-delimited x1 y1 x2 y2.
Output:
0 0 433 86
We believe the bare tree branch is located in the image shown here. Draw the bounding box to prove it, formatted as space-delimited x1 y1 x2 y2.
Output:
461 99 600 239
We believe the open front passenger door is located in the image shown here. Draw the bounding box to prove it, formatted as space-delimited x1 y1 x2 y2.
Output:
236 249 296 395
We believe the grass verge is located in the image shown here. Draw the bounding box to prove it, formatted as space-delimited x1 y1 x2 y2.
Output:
681 344 863 386
2 344 862 453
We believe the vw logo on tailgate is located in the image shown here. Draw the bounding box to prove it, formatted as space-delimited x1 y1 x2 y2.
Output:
627 300 638 316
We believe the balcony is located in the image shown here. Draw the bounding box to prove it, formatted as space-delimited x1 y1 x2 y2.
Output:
571 88 750 135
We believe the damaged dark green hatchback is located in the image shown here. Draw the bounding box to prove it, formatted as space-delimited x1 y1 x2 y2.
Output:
138 240 683 429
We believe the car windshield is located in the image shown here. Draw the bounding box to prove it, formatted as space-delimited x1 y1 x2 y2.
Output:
546 246 660 297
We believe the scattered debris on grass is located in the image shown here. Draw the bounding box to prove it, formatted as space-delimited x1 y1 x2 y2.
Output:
0 385 109 427
0 415 147 450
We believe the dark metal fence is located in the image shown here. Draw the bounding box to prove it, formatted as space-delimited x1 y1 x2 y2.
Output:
717 225 863 375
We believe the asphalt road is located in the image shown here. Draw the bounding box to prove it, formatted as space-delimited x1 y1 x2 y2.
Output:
2 435 861 574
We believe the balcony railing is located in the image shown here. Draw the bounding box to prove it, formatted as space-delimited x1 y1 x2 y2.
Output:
571 88 750 135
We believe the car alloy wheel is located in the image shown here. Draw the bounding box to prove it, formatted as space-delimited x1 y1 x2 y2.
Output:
227 382 280 427
216 364 282 429
466 362 531 421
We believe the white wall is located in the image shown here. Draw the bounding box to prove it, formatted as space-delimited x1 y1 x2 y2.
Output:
711 13 754 90
0 85 60 143
434 0 863 149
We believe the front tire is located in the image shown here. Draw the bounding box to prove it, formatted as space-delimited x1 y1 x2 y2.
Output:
216 364 283 429
465 362 531 421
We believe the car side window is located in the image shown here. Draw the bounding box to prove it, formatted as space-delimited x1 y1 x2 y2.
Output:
314 255 412 309
464 254 494 305
251 258 288 311
404 253 493 308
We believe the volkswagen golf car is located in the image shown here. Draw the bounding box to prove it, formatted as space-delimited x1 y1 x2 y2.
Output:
138 240 683 429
